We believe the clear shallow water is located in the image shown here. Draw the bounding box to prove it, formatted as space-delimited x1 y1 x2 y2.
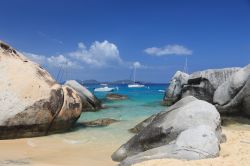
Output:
69 83 167 143
0 84 168 166
81 84 167 121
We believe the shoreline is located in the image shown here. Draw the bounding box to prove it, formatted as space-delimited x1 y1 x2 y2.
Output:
0 122 249 166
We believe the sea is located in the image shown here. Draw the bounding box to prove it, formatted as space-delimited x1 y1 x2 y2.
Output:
79 84 167 138
0 84 168 166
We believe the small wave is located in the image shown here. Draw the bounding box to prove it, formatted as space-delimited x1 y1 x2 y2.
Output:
63 139 82 144
27 139 36 147
158 90 165 92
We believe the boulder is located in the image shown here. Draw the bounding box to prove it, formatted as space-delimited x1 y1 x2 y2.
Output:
112 96 222 162
163 71 189 106
78 118 120 127
213 65 250 116
0 41 82 139
164 68 240 105
129 96 197 133
120 125 220 166
106 93 128 100
65 80 102 112
181 68 240 103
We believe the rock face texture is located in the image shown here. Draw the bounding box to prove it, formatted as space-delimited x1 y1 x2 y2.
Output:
65 80 102 112
121 125 220 166
112 96 222 165
164 65 250 117
213 65 250 116
164 68 240 105
0 41 82 139
163 71 189 106
182 68 240 103
129 96 197 133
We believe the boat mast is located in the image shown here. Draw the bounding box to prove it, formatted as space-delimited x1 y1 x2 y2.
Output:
133 66 136 83
184 55 188 73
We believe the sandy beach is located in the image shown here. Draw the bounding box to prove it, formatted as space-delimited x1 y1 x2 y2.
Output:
0 119 249 166
136 124 250 166
0 134 119 166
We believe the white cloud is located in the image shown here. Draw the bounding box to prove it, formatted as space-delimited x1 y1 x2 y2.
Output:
129 61 148 69
144 44 192 56
24 52 47 65
133 61 142 68
25 40 149 70
47 55 81 68
69 40 123 67
78 42 86 49
25 52 81 69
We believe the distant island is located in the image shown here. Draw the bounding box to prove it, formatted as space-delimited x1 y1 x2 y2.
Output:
75 79 166 85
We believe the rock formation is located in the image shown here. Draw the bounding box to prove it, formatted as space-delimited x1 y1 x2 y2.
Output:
164 65 250 117
106 93 128 100
164 68 240 105
121 125 220 166
0 41 82 139
112 96 222 165
163 71 189 106
65 80 102 112
213 65 250 116
77 118 119 127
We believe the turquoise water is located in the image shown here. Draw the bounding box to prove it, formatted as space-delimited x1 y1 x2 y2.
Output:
66 84 168 143
80 84 166 122
42 84 168 146
0 84 168 166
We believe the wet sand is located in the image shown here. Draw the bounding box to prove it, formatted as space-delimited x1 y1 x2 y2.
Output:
0 117 250 166
0 120 133 166
0 135 120 166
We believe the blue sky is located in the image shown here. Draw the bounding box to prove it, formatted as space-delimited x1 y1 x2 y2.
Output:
1 0 250 83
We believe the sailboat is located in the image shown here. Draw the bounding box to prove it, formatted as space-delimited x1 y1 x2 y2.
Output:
94 84 115 92
128 65 145 88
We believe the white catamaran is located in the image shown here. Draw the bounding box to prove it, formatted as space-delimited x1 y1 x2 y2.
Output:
128 65 145 88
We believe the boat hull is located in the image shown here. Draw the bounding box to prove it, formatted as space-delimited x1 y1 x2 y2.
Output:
94 87 114 92
128 84 145 88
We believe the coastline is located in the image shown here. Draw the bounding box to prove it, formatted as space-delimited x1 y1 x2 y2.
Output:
0 120 249 166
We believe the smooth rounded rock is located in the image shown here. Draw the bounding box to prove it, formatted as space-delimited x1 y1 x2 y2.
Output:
0 41 82 139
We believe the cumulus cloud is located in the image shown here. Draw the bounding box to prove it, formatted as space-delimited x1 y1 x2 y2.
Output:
144 44 192 56
25 52 81 69
24 40 149 70
69 40 123 67
133 61 141 68
47 55 81 68
24 52 48 65
129 61 148 69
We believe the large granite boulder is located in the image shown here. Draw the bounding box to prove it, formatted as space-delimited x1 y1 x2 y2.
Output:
164 68 240 105
163 71 189 106
112 96 222 162
65 80 102 112
0 41 82 139
213 65 250 116
181 68 240 103
129 96 197 133
120 125 220 166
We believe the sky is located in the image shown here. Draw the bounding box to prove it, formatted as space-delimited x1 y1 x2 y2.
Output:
1 0 250 83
